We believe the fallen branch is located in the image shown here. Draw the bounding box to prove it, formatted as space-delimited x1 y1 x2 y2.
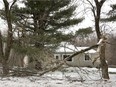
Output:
65 44 99 61
39 62 64 76
38 44 99 76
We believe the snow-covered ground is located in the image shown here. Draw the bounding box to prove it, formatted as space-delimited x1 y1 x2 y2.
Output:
0 67 116 87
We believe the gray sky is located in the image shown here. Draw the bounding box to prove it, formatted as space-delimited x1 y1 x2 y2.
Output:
0 0 116 35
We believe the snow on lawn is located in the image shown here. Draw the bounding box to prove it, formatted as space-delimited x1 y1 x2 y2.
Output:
109 68 116 73
0 67 116 87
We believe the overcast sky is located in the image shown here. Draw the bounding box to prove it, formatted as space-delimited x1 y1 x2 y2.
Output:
0 0 116 35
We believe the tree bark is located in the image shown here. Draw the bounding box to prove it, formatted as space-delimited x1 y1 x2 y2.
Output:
100 44 109 79
2 0 17 75
3 0 13 60
94 0 109 79
0 31 3 63
2 59 9 76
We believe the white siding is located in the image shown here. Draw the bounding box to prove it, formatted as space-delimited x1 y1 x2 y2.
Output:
54 53 100 67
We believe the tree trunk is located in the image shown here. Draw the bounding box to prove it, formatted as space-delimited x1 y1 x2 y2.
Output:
0 31 3 63
2 0 17 75
0 31 9 75
2 0 11 75
93 0 109 79
2 59 9 76
100 44 109 79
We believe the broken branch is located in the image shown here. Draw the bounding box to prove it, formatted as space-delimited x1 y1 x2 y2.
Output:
38 44 99 76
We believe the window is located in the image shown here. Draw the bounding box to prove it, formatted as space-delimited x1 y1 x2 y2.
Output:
85 54 90 60
56 55 59 59
63 55 72 61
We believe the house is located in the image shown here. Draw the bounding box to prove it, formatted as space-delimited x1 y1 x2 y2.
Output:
54 42 100 67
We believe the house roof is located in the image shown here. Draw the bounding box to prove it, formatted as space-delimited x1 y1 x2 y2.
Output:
55 42 96 53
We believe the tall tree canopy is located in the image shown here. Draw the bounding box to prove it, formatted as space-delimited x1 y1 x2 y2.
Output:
8 0 83 48
0 0 83 71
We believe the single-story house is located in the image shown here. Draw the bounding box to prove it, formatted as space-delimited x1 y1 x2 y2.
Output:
54 42 100 67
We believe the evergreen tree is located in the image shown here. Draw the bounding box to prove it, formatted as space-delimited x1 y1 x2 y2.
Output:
102 4 116 21
75 27 93 38
11 0 83 48
0 0 83 70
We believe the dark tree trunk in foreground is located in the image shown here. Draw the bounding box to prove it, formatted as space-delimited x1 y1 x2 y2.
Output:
2 0 12 75
0 32 3 63
2 59 9 75
1 0 17 76
87 0 109 79
100 43 109 79
94 0 109 79
0 31 9 75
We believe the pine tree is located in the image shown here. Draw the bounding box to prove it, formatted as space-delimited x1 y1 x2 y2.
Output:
102 4 116 21
11 0 83 48
75 27 93 38
0 0 83 70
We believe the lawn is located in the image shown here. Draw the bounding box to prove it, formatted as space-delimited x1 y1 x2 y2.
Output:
0 67 116 87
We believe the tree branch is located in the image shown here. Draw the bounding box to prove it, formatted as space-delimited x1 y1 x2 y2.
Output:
65 44 99 61
10 0 17 11
86 0 96 19
3 0 9 11
100 0 106 5
39 44 99 76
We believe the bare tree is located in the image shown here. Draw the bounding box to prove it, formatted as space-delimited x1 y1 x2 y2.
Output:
86 0 109 79
0 0 17 75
